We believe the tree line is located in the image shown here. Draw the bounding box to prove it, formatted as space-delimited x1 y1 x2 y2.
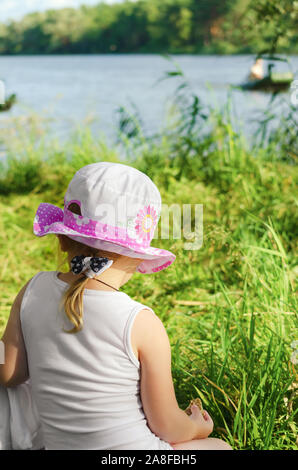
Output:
0 0 296 55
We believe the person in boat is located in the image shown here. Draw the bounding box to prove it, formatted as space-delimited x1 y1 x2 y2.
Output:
249 58 264 80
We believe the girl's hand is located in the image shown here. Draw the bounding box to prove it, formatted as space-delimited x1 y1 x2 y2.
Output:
188 404 214 439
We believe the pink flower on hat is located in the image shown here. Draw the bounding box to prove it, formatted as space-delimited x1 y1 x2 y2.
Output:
134 205 158 243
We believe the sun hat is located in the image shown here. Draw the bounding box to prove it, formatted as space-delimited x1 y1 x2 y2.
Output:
33 162 176 274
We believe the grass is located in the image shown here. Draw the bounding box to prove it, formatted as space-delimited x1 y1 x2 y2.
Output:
0 81 297 449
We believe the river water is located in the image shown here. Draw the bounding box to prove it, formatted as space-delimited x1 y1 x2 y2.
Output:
0 54 297 145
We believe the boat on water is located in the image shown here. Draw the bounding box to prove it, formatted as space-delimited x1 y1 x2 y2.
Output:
240 72 293 92
238 56 294 92
0 93 17 112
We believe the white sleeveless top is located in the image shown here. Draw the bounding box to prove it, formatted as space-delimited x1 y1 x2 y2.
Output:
20 271 174 450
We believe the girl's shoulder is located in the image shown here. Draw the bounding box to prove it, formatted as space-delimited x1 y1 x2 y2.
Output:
16 271 47 310
14 274 39 309
130 307 169 366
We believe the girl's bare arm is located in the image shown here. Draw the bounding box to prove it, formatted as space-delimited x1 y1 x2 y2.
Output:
0 279 31 387
131 308 205 445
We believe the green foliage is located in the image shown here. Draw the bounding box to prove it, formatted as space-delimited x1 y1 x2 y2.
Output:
208 0 298 54
0 0 297 54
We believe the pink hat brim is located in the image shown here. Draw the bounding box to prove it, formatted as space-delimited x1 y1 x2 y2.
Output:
33 203 175 274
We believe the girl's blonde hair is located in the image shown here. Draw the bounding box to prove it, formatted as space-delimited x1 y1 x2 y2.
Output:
56 202 122 334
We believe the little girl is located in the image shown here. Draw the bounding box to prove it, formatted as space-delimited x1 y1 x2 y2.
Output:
0 162 231 450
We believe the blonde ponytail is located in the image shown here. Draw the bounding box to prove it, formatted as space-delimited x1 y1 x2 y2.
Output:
59 275 90 334
56 232 121 334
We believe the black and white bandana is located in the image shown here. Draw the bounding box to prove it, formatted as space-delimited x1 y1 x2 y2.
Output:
70 255 113 278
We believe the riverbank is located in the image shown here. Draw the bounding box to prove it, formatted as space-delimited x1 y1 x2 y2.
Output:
0 0 297 55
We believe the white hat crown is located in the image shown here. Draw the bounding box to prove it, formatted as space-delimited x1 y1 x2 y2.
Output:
64 162 162 232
